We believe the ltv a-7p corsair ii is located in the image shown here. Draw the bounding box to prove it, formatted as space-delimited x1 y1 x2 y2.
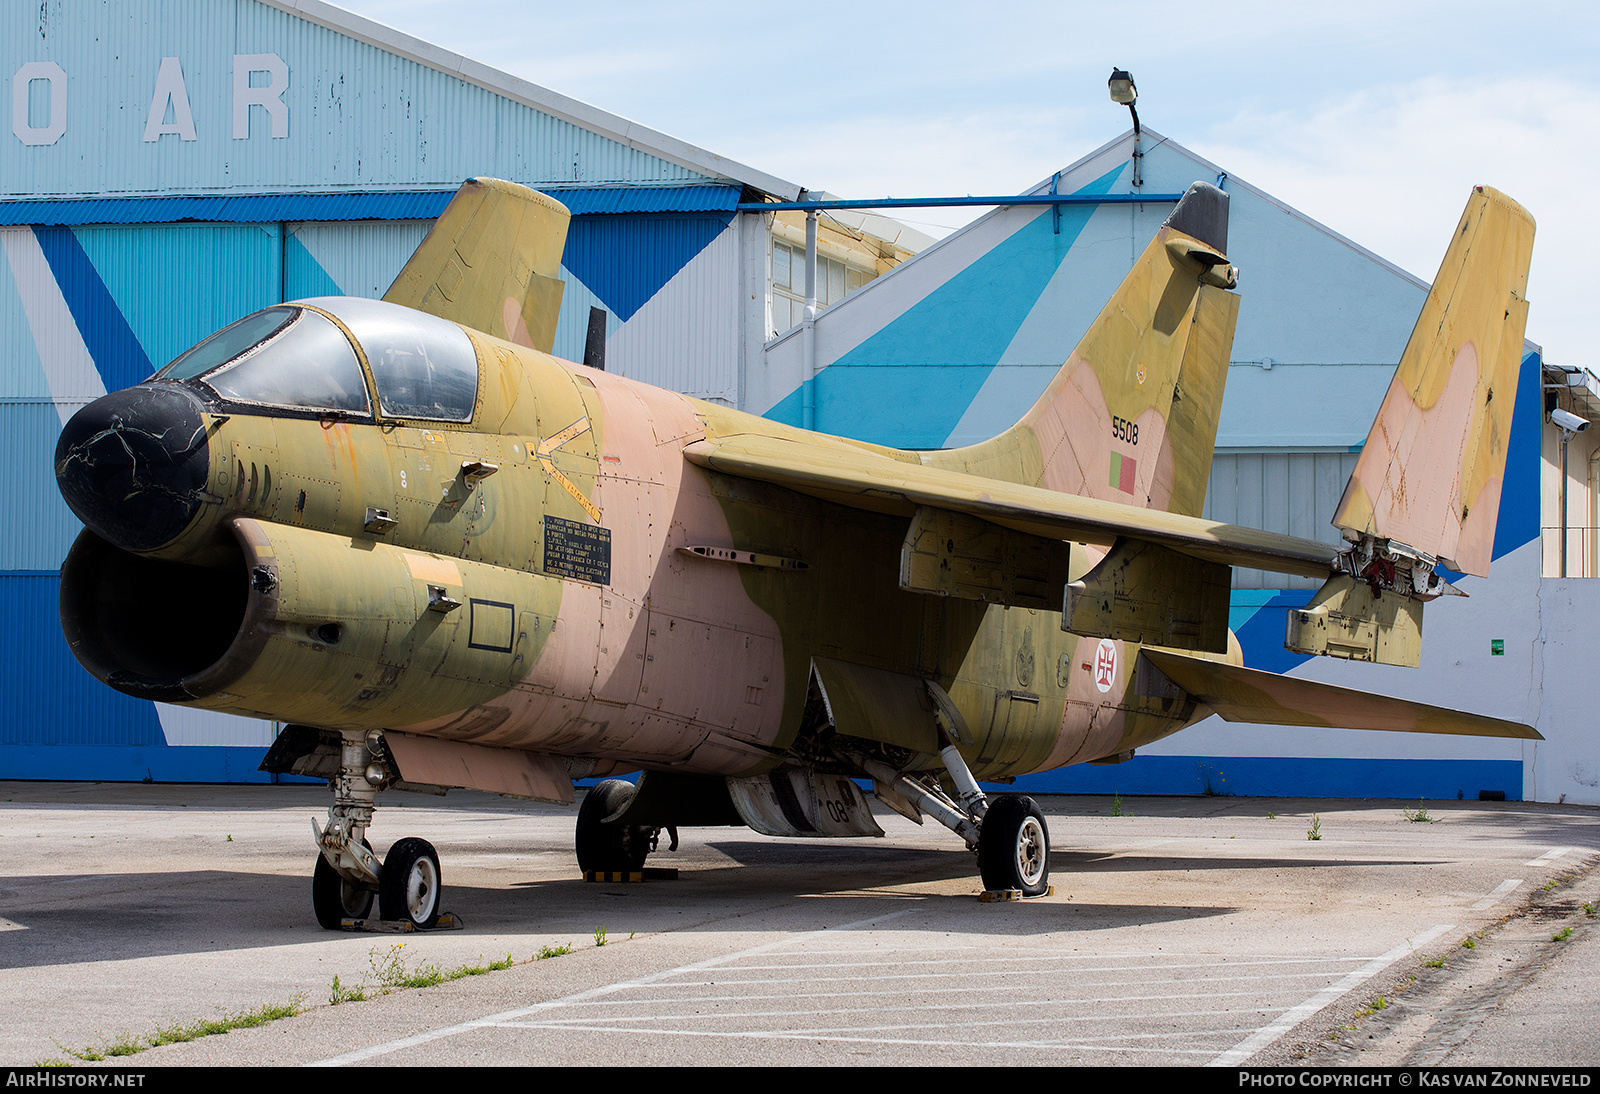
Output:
55 179 1537 927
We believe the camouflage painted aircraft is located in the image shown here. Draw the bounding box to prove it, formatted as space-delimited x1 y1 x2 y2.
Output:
55 179 1538 929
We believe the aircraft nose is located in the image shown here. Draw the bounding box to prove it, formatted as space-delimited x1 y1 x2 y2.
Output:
55 384 212 552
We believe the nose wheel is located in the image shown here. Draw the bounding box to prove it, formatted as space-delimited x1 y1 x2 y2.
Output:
312 843 375 928
379 837 443 929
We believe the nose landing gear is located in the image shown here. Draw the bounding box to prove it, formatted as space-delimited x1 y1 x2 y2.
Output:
310 729 447 930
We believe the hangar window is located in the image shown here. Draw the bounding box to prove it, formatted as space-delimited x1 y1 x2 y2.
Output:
158 306 371 416
300 297 480 422
770 239 872 336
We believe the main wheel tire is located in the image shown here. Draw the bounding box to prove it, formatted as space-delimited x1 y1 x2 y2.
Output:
312 846 375 930
977 795 1051 896
379 837 442 928
576 779 651 873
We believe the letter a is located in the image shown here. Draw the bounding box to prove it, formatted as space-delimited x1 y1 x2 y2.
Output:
143 57 196 142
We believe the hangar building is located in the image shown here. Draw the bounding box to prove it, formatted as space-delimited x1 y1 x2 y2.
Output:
4 0 1591 803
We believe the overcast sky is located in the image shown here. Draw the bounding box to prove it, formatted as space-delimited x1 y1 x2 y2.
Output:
334 0 1599 363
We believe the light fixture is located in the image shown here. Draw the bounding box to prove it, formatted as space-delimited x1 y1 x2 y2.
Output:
1107 69 1137 106
1107 68 1143 188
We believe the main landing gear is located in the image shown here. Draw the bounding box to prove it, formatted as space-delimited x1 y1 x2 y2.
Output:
575 779 660 873
845 738 1052 897
310 729 443 930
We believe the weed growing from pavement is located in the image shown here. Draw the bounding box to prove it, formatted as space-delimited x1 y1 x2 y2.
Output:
1352 995 1390 1020
1196 763 1228 796
1307 814 1322 841
1422 954 1447 968
53 997 306 1061
368 944 522 993
1402 799 1434 823
1111 793 1129 817
329 975 365 1005
594 926 608 947
55 937 602 1063
1585 902 1596 918
1462 935 1477 949
1553 926 1574 941
372 942 443 991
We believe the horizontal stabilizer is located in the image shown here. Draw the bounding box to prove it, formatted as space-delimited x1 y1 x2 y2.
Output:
1141 649 1539 740
384 178 571 353
1332 187 1535 575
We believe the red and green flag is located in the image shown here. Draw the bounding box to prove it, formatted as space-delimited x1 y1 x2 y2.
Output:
1109 452 1137 493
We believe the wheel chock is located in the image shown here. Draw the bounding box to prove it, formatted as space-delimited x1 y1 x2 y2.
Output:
979 885 1055 902
582 867 680 883
337 911 465 932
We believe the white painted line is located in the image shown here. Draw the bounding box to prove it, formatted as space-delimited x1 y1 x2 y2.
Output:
470 1019 1234 1056
0 918 27 932
1523 847 1573 868
531 987 1345 1023
578 965 1369 994
1204 924 1453 1067
1471 879 1523 910
667 954 1369 975
557 980 1356 1011
309 907 919 1066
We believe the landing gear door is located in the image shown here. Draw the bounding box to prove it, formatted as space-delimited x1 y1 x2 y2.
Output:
727 768 884 838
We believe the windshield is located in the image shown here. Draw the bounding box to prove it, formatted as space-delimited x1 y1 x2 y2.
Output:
157 307 371 416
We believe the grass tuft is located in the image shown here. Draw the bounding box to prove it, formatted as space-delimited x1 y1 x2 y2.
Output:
57 997 305 1061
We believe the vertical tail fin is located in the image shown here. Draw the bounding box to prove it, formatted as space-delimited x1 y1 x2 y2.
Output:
383 178 571 354
1332 187 1535 576
929 182 1240 518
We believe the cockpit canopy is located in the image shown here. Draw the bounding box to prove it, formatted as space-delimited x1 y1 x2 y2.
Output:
156 297 480 422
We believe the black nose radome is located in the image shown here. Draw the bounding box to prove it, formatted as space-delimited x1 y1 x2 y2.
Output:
55 384 212 552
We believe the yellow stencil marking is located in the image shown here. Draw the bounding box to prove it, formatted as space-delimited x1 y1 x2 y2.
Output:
537 416 602 523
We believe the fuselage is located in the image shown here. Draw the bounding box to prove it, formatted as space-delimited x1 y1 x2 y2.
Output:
57 296 1219 783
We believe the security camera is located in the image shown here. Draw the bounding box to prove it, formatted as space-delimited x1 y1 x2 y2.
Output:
1550 408 1590 433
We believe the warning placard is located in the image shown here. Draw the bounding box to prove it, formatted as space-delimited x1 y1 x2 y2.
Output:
543 515 611 585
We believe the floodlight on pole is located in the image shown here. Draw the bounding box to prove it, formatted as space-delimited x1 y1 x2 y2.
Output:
1108 67 1143 189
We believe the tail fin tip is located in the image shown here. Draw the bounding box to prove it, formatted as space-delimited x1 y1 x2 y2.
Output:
1165 181 1230 255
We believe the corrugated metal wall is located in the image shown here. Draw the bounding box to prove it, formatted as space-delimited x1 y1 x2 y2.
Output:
287 220 431 299
604 219 741 403
4 1 712 200
2 399 88 571
1204 451 1360 589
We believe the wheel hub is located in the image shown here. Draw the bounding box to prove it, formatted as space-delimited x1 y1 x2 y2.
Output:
1016 817 1046 887
406 858 439 920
